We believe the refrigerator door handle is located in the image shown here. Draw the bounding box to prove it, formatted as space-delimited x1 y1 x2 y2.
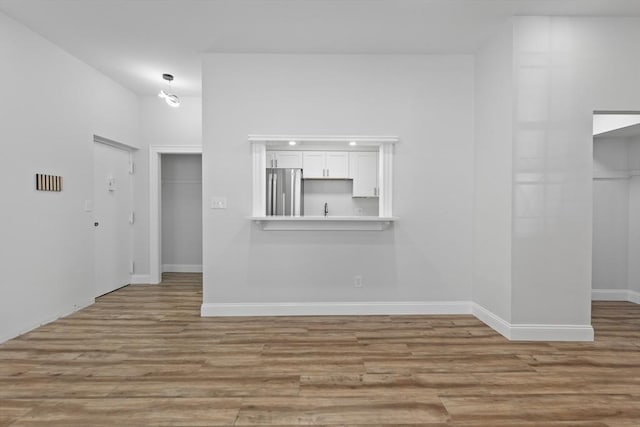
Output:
290 170 294 216
272 172 277 215
266 171 272 215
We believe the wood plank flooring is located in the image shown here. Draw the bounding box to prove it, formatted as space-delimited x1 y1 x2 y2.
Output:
1 273 639 426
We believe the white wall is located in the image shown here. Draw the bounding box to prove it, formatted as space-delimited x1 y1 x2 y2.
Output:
0 11 138 342
202 54 474 306
627 138 640 294
134 96 202 277
161 154 203 271
472 24 514 322
592 138 629 291
509 17 640 329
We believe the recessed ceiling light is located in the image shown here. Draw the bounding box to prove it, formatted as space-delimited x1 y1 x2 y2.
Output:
288 141 297 146
349 141 357 146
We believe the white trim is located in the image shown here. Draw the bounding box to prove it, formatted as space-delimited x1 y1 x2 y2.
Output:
252 143 267 217
592 288 631 301
379 144 393 217
162 264 203 273
93 134 138 151
471 303 511 339
248 134 398 145
592 288 640 304
593 170 640 180
201 300 594 341
250 216 396 231
130 274 152 284
509 324 594 341
250 135 396 220
0 298 94 344
201 301 471 317
472 303 593 342
149 145 202 285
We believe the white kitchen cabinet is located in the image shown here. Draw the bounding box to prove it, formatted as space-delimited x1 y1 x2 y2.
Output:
302 151 349 178
267 151 302 169
301 152 325 178
325 152 349 178
351 152 379 197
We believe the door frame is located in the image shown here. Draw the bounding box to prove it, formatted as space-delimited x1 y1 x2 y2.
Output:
149 145 202 284
93 134 137 295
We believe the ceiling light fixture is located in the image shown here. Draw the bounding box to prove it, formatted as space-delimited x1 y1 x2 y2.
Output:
349 141 357 146
158 90 180 108
288 141 297 146
158 73 180 107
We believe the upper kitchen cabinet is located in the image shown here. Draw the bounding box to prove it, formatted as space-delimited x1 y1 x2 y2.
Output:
351 151 378 197
303 151 349 178
267 151 302 169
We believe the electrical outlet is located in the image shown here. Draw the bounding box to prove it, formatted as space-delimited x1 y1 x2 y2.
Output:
211 196 227 209
354 275 363 288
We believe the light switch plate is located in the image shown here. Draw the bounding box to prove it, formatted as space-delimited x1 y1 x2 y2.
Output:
211 196 227 209
83 199 93 212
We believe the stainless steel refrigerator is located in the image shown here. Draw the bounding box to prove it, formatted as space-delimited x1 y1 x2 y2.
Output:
266 168 304 216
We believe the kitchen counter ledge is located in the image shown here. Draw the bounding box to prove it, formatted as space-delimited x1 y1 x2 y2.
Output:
249 216 397 231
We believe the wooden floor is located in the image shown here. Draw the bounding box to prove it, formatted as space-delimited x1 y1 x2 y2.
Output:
1 273 640 426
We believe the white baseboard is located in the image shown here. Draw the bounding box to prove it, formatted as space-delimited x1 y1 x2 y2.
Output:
0 298 94 344
471 303 511 339
592 289 631 301
471 303 593 342
162 264 203 273
592 288 640 304
202 300 594 341
129 274 152 284
201 301 472 317
509 323 594 341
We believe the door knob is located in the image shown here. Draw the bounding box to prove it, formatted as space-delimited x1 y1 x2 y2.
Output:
94 222 99 227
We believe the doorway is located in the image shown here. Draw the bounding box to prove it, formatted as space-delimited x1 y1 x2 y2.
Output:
93 136 135 297
161 154 203 275
592 113 640 304
149 145 202 284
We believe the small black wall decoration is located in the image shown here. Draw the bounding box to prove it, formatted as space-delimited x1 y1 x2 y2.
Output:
35 174 63 192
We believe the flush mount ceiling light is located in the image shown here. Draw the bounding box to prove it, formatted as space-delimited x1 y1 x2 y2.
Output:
158 73 180 108
349 141 357 146
288 141 297 146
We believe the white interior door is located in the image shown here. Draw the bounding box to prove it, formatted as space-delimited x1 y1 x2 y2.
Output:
94 142 132 297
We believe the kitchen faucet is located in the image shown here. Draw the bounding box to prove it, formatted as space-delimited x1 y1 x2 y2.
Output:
324 202 328 217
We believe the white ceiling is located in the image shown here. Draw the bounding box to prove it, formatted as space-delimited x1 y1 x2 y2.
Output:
2 0 640 96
